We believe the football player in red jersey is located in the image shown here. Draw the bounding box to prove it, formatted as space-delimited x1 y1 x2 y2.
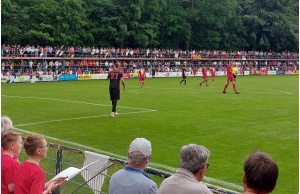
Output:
138 67 146 88
210 65 216 83
199 65 209 87
192 66 197 79
223 62 239 94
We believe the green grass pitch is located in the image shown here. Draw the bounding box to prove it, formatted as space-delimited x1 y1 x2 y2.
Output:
1 75 298 194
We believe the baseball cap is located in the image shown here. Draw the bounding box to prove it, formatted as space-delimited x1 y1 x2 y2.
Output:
129 138 152 157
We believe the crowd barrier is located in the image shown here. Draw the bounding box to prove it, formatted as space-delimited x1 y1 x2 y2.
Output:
1 69 298 84
17 141 241 194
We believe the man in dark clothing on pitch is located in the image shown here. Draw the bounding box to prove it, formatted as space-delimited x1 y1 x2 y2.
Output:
179 62 187 85
107 62 126 117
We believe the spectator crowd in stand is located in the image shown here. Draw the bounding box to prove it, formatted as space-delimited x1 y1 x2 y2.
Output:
2 44 299 59
1 44 299 77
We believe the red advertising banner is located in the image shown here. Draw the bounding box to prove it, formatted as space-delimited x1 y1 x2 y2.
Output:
123 73 131 79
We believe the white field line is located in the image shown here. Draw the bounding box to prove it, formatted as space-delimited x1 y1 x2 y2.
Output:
264 89 294 95
14 111 155 127
247 90 294 95
3 95 156 126
1 95 156 111
14 126 243 191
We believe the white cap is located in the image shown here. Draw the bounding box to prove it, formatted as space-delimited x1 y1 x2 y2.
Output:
129 138 152 157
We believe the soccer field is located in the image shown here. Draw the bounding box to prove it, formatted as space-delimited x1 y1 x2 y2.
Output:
1 75 298 194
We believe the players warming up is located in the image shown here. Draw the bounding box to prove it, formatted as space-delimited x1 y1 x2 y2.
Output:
107 62 126 117
223 62 239 94
210 65 216 83
138 67 146 88
199 65 208 87
179 62 187 85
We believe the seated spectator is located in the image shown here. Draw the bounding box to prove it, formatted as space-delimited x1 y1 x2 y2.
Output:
109 137 158 194
14 134 66 194
158 144 212 194
1 130 23 193
243 151 279 194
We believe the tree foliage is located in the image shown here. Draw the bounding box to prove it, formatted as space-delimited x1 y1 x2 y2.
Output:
1 0 298 51
241 0 299 51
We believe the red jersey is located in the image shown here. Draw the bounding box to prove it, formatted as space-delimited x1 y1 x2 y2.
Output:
15 161 45 194
138 69 146 81
210 67 216 76
1 147 18 160
1 154 19 194
227 64 233 77
226 64 234 81
192 67 197 75
202 67 208 78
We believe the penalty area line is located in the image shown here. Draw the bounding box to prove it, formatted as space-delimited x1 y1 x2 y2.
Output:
14 110 156 127
1 95 157 111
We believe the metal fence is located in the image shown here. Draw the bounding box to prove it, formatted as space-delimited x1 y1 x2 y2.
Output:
18 142 240 194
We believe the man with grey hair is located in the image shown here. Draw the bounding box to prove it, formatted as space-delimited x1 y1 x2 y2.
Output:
1 116 13 132
109 137 158 194
1 116 19 160
158 144 212 194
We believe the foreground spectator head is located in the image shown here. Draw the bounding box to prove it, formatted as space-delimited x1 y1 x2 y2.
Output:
180 144 210 179
1 116 13 132
128 137 152 165
109 137 158 194
23 133 48 156
1 130 22 154
243 151 279 194
158 144 212 194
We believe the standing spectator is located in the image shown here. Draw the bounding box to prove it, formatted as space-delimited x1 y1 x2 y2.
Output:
223 62 239 94
199 65 209 87
43 46 48 57
107 62 125 117
109 137 158 194
14 134 66 194
158 144 212 194
1 130 23 194
179 62 187 85
243 151 279 194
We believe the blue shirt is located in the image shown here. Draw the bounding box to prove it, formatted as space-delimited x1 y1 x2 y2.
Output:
109 165 158 194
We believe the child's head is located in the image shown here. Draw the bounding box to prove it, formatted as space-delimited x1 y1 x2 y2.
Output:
1 130 22 155
24 134 48 157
